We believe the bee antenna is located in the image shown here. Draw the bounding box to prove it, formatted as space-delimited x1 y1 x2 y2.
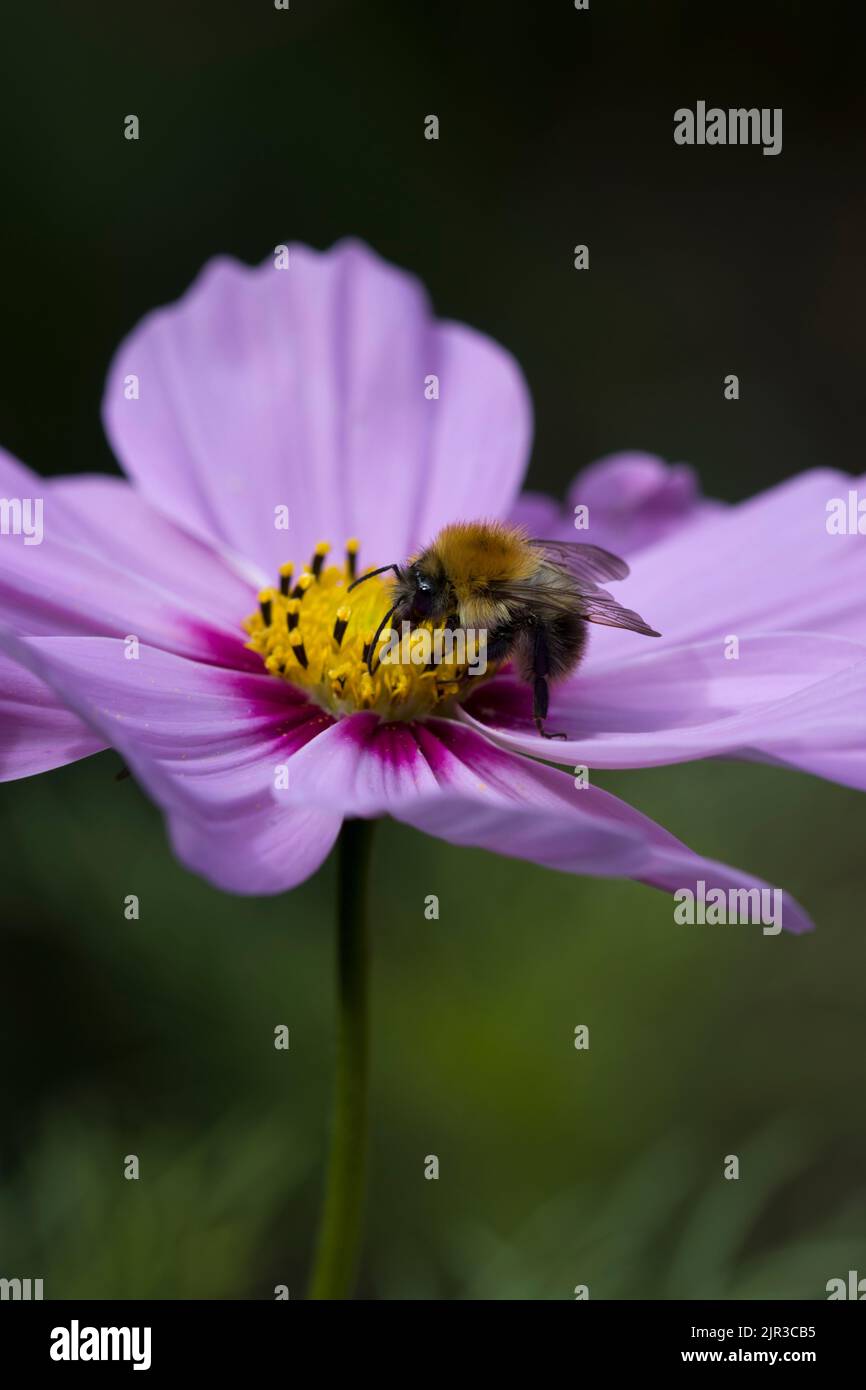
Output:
347 563 402 592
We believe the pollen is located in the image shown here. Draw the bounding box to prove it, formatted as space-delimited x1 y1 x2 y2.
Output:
244 541 492 721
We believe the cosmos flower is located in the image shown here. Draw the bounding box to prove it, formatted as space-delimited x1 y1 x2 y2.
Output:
2 240 864 932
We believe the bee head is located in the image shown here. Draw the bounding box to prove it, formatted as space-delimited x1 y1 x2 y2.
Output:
393 562 452 624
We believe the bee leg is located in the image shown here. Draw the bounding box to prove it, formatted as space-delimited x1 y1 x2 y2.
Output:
533 682 566 738
531 626 568 740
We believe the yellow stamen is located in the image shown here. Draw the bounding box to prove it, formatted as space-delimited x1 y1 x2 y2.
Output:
311 541 330 579
333 606 350 647
243 539 498 721
288 630 309 669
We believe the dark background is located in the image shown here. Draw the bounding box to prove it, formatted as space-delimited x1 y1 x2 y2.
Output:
1 0 864 1299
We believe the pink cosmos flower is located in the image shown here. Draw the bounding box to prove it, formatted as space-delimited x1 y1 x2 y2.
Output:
2 240 864 931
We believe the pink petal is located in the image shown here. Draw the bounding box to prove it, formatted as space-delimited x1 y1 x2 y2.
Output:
486 470 866 791
103 241 533 576
0 652 105 779
507 489 563 537
0 494 255 667
585 468 866 667
0 446 43 493
464 633 866 784
403 776 813 933
277 713 812 931
167 800 341 897
509 451 720 555
1 449 258 618
50 473 261 616
0 631 338 893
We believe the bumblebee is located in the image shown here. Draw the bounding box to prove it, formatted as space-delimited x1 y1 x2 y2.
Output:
349 520 660 738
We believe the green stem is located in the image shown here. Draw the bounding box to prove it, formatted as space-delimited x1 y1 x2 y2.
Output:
307 817 375 1299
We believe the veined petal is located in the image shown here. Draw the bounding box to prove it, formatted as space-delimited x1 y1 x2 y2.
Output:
0 446 47 500
509 452 720 555
464 632 866 786
49 473 263 613
402 773 813 934
103 240 533 575
0 632 338 893
578 468 866 671
167 801 341 897
0 448 260 620
0 504 255 667
278 711 652 868
276 712 813 931
0 652 105 779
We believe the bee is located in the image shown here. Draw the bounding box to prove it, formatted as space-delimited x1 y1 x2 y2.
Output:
349 521 660 738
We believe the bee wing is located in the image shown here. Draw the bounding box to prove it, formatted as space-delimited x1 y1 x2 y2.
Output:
490 572 661 638
529 539 630 584
517 540 661 637
574 590 661 637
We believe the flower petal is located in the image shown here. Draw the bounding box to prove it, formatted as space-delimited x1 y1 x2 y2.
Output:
102 241 532 575
0 631 339 893
277 712 812 931
167 800 341 897
278 711 651 866
506 489 563 537
0 490 255 666
509 451 720 555
463 633 866 786
402 769 814 934
0 445 45 498
481 470 866 790
583 468 866 667
0 652 105 779
49 473 262 616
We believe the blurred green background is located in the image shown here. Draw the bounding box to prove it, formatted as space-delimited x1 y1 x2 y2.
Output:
1 0 865 1299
